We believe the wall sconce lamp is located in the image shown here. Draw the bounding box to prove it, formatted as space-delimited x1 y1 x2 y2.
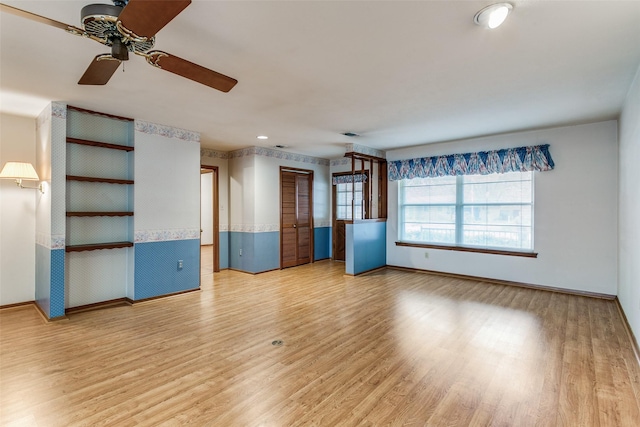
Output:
0 161 44 193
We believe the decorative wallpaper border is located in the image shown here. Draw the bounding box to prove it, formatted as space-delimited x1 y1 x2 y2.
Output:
315 220 331 228
135 228 200 243
201 148 230 159
346 143 386 159
220 224 230 232
52 235 65 250
51 102 67 119
135 120 200 143
229 224 280 233
36 233 65 250
228 146 330 166
330 158 352 167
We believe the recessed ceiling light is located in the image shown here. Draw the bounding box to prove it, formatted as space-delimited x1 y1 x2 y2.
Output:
257 135 269 140
474 3 513 29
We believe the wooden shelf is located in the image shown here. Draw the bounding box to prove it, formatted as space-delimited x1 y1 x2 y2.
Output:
65 242 134 252
66 175 134 185
67 212 133 217
66 137 134 151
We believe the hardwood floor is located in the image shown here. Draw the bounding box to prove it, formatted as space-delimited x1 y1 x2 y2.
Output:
201 244 214 276
1 250 640 426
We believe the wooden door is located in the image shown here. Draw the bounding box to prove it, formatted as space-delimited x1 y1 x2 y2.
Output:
334 220 346 261
281 169 313 268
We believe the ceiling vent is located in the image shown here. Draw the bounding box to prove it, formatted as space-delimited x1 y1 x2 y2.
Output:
342 132 360 137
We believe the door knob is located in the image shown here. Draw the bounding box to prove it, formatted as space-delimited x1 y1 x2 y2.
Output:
293 224 297 228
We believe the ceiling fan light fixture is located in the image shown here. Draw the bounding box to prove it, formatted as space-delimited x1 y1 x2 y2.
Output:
474 3 513 29
3 0 237 92
111 37 129 60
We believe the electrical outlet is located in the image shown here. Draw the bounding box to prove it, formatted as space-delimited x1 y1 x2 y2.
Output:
239 249 243 256
178 260 183 270
424 251 429 259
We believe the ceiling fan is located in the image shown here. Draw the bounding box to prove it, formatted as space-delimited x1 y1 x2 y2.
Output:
0 0 237 92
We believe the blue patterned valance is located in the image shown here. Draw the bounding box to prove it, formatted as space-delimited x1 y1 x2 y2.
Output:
388 144 554 181
332 173 368 185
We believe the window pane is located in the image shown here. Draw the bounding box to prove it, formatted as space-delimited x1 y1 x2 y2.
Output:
337 206 347 220
403 176 456 204
401 205 456 244
462 205 531 227
402 222 456 244
461 204 532 249
463 172 532 204
337 191 346 206
335 177 363 220
354 207 362 220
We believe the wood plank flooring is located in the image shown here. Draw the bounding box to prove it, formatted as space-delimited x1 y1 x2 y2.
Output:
1 248 640 426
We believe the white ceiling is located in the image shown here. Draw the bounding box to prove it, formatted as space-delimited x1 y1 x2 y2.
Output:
1 0 639 159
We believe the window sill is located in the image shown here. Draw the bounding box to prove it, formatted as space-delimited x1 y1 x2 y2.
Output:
395 241 538 258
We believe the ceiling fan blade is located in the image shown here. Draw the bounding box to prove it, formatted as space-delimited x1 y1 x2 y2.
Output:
0 2 80 31
78 55 122 85
146 51 237 93
118 0 191 39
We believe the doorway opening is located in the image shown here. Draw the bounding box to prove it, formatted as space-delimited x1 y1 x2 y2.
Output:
332 171 368 261
201 166 219 275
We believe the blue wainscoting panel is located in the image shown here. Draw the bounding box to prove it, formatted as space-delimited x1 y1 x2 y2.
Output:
346 221 386 275
229 231 250 272
35 246 66 319
229 231 279 273
254 232 279 273
345 224 355 275
35 244 52 318
50 249 66 318
219 231 229 269
314 227 331 261
134 239 200 300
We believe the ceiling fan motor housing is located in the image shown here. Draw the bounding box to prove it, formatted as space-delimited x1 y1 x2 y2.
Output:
81 3 154 58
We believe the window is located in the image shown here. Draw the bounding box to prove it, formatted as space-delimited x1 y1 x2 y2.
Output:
336 181 364 220
399 171 533 251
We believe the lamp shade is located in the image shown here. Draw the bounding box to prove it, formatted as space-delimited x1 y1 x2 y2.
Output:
0 162 40 181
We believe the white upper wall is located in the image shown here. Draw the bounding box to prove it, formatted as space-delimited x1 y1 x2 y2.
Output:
134 125 201 235
229 152 255 230
386 120 619 295
228 148 330 231
618 64 640 339
0 113 36 305
200 173 214 245
255 152 330 228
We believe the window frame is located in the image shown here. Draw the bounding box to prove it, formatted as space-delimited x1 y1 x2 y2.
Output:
333 171 370 221
397 172 537 258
